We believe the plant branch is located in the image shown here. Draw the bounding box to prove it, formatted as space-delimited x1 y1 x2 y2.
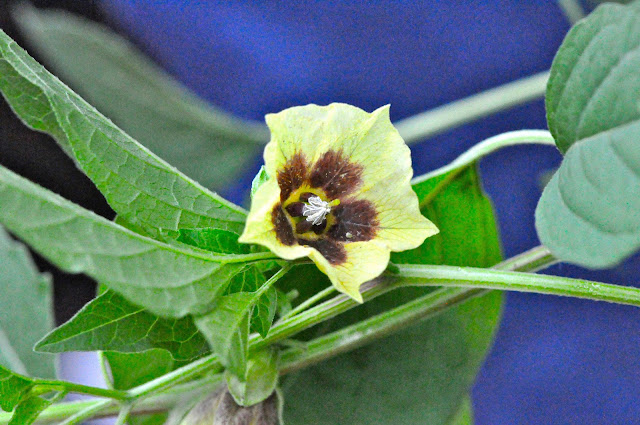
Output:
395 71 549 144
33 381 128 401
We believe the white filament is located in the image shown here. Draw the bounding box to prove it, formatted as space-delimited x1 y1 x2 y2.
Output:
302 196 332 225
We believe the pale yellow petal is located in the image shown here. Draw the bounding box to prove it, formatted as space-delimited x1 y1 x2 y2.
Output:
309 241 390 303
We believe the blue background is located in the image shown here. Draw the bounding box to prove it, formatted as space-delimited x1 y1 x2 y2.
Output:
97 1 640 423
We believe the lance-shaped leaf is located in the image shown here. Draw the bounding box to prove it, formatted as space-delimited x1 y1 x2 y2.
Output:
0 165 254 317
0 29 246 236
225 348 279 407
13 6 268 192
35 291 208 361
195 267 287 378
0 225 56 379
0 365 33 412
537 0 640 267
8 396 51 425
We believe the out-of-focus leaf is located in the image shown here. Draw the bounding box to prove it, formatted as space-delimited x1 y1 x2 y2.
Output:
13 5 268 192
35 290 208 361
0 225 55 378
447 397 473 425
537 0 640 268
0 28 247 237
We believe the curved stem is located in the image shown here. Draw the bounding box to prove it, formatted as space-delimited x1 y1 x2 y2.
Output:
278 285 336 321
412 129 557 186
395 71 549 144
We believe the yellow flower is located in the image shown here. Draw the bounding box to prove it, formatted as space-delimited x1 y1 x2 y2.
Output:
239 103 438 302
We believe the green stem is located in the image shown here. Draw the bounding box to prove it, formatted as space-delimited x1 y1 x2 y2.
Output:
395 72 549 144
557 0 586 24
114 404 133 425
412 129 556 187
280 286 482 374
33 381 128 401
17 246 640 424
278 285 336 321
397 264 640 307
57 399 113 425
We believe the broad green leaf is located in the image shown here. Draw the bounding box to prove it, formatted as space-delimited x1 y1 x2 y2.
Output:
0 165 250 317
283 161 503 424
0 226 56 378
447 397 473 425
105 350 174 390
35 291 208 361
13 6 268 193
8 396 51 425
195 293 253 378
0 29 246 236
537 0 640 267
225 349 279 407
0 365 33 412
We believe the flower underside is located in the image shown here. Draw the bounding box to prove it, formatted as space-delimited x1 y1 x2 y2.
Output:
272 150 379 265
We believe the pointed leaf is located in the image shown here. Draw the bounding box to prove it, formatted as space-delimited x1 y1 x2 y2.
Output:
0 165 248 317
251 287 277 339
0 366 33 412
0 226 56 378
0 29 246 236
13 6 268 192
537 0 640 267
35 291 208 361
195 292 253 377
225 349 278 407
8 397 51 425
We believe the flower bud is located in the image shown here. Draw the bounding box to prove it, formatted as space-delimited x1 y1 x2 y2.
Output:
180 387 280 425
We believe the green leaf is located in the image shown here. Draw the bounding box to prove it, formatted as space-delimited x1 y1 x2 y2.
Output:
195 293 253 378
0 226 56 379
0 28 246 236
177 228 250 255
251 287 278 339
0 164 250 317
283 161 502 424
35 291 208 361
447 397 473 425
250 166 269 200
225 349 279 407
537 0 640 268
13 6 268 193
224 266 277 338
195 267 286 378
0 365 33 412
8 397 51 425
104 350 174 390
103 350 175 425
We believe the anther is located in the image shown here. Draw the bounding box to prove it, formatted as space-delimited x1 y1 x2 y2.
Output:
302 196 333 225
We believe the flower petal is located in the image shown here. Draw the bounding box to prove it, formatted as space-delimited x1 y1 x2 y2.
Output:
309 241 390 302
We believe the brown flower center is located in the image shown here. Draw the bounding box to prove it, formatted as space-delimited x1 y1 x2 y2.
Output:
272 151 380 265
